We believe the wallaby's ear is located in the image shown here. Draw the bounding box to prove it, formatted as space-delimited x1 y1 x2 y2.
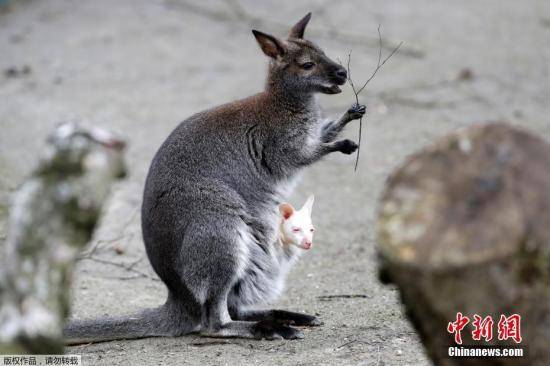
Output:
279 203 295 220
252 30 286 59
302 195 314 212
288 12 311 39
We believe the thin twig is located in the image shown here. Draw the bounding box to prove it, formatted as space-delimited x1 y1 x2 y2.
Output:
336 339 358 349
80 256 160 281
343 25 403 171
77 234 124 260
189 340 235 347
336 338 372 349
317 294 371 300
356 28 403 95
77 205 139 260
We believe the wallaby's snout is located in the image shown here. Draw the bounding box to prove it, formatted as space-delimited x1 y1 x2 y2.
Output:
335 68 348 84
335 68 347 80
321 63 348 94
252 12 348 95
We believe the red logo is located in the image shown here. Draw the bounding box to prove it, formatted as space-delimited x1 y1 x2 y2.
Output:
497 314 522 344
447 312 470 344
472 314 494 341
447 313 522 345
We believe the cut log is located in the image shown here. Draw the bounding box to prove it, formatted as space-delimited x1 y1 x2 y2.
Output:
377 123 550 366
0 123 126 354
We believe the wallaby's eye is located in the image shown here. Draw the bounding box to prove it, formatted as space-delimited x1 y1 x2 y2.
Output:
301 62 315 70
310 228 315 233
292 227 301 233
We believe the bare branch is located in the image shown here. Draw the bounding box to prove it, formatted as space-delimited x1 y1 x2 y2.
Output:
341 25 403 171
80 256 160 282
317 294 371 300
357 27 403 95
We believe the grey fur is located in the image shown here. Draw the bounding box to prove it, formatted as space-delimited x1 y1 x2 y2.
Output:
64 13 365 343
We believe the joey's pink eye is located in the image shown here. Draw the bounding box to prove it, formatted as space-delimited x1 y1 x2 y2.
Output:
292 227 301 233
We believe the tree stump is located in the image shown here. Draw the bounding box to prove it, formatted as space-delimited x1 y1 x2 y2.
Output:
377 123 550 366
0 123 126 354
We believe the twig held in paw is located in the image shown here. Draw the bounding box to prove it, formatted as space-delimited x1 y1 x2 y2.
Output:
343 25 403 171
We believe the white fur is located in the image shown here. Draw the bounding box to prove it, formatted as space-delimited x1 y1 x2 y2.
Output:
235 225 252 280
279 195 315 250
226 195 315 311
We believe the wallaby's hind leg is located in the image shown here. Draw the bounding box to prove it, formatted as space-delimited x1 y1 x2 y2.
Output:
186 224 303 340
199 292 253 338
200 293 304 340
230 308 322 327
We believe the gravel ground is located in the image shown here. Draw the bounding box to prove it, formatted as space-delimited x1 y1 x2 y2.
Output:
1 0 549 365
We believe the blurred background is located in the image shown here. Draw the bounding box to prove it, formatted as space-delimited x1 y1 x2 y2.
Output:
1 1 549 365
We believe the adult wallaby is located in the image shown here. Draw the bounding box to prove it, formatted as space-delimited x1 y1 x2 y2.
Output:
65 12 365 343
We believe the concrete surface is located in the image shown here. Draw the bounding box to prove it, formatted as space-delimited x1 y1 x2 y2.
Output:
1 0 549 365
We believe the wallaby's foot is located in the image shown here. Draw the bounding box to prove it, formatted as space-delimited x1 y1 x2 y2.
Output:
252 320 304 340
231 309 322 326
336 139 359 154
200 321 257 339
200 320 303 340
270 310 322 326
199 273 307 340
347 103 366 121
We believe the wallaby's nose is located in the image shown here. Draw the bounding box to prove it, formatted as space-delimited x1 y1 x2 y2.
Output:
336 68 347 80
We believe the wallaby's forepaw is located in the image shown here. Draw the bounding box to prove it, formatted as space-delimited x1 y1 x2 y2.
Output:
336 139 359 155
252 320 304 340
347 103 366 120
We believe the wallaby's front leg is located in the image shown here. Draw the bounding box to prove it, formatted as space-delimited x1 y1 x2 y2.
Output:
231 309 322 326
297 139 358 167
321 103 366 143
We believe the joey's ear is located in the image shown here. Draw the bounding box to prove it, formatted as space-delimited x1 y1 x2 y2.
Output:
252 30 286 59
279 203 295 220
302 195 314 212
288 12 311 39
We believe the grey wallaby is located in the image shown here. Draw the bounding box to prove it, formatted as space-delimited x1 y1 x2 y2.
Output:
64 12 365 343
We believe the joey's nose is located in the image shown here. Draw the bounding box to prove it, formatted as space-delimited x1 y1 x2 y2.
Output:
336 68 347 80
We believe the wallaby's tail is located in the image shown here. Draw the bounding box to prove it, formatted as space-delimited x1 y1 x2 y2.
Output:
64 300 194 345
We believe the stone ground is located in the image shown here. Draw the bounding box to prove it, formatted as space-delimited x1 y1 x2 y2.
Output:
1 0 549 365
